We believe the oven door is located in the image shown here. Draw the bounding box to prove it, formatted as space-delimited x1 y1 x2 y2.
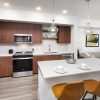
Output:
13 57 33 72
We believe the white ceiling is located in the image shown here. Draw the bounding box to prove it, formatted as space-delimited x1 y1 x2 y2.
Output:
0 0 100 20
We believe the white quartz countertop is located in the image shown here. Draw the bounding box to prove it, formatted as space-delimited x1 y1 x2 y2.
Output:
0 51 73 57
0 54 13 57
38 58 100 79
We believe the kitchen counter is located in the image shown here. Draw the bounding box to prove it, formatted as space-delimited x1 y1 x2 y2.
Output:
38 58 100 79
0 54 13 57
38 58 100 100
0 51 73 56
33 51 73 55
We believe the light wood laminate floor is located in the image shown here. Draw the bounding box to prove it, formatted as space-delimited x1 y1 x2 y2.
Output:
0 75 38 100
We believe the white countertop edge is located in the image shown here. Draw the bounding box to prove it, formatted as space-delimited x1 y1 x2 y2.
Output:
33 52 73 56
0 54 13 57
41 70 99 79
0 52 73 56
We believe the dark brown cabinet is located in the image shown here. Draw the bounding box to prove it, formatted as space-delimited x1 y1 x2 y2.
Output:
57 26 71 43
0 57 13 77
33 55 62 74
32 24 42 43
0 22 42 44
0 22 16 44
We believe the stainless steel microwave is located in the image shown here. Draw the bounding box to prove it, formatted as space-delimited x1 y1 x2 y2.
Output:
14 34 32 44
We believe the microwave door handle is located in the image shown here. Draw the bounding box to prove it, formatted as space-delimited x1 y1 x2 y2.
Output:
28 36 31 42
28 36 29 42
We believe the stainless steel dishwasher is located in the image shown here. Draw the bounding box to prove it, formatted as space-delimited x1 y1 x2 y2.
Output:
62 53 74 59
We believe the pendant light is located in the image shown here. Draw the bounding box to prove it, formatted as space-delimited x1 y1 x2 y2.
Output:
48 0 58 33
85 0 93 36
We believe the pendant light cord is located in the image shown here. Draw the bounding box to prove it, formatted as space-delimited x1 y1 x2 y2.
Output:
85 0 93 35
53 0 54 21
48 0 58 33
87 0 90 23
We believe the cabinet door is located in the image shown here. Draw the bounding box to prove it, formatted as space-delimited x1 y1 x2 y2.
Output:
3 57 13 67
33 56 40 74
2 22 14 44
3 66 13 77
32 24 42 43
44 55 62 60
0 57 4 67
33 56 38 74
0 66 13 77
33 55 62 74
0 67 3 77
57 26 71 43
0 57 13 77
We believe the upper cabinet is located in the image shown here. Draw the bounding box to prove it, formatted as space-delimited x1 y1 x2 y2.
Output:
0 22 71 44
32 24 42 43
0 22 42 44
0 22 14 44
57 26 71 43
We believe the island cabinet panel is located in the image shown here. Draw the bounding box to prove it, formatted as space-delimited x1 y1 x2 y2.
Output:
57 26 71 43
0 57 13 77
0 21 42 44
33 55 62 74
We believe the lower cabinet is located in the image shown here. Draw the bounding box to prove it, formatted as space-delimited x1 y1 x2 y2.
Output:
0 57 13 77
33 55 62 74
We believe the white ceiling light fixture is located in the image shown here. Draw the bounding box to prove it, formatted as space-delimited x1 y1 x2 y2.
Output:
4 2 10 7
48 0 58 33
85 0 93 36
36 6 41 11
62 10 67 14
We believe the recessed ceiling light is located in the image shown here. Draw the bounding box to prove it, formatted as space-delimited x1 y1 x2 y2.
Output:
36 7 41 11
4 2 10 7
62 10 67 14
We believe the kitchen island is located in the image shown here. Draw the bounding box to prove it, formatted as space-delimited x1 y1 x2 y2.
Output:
38 58 100 100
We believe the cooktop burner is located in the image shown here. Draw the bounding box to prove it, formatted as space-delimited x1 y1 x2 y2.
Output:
15 51 32 55
13 51 33 58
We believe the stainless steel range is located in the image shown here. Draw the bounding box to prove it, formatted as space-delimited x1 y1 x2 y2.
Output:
13 51 33 77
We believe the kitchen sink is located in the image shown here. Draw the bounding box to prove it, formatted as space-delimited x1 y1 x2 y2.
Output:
50 52 58 53
44 52 58 54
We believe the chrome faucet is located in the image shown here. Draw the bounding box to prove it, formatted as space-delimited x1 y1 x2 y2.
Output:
48 44 51 53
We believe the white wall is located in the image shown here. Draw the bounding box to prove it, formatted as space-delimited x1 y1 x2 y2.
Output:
0 8 78 58
78 19 100 53
0 8 77 25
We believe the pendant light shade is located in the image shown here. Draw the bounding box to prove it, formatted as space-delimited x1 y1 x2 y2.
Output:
85 0 93 36
48 0 58 33
48 19 58 33
85 22 93 35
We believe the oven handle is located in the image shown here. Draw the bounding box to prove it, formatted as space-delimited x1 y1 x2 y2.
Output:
13 57 33 60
